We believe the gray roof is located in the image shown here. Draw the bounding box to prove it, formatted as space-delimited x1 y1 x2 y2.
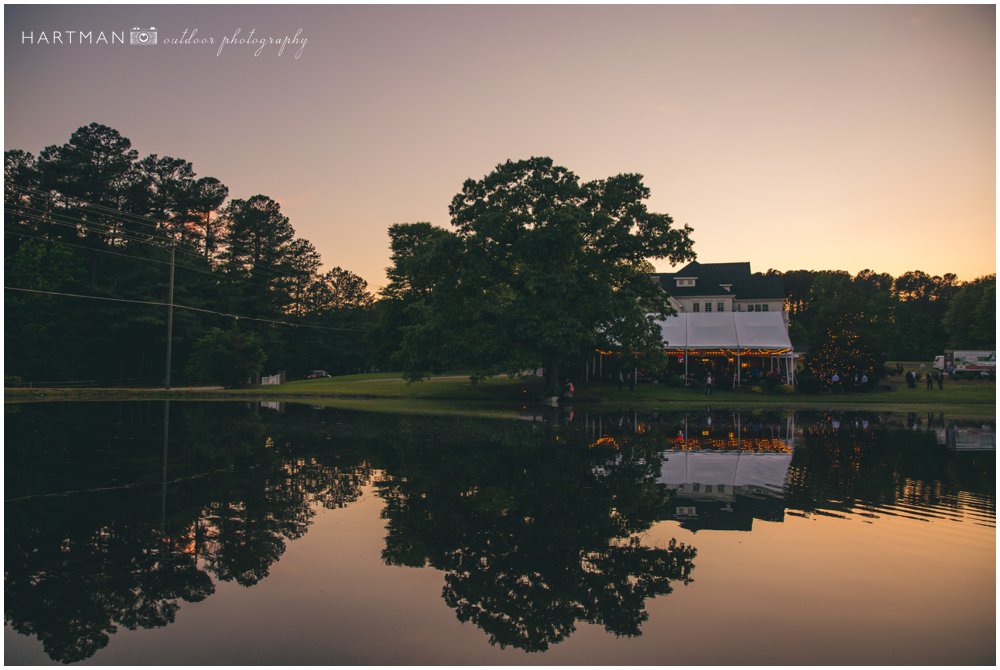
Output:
652 261 784 300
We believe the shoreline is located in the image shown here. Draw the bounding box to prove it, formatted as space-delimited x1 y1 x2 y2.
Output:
5 382 996 420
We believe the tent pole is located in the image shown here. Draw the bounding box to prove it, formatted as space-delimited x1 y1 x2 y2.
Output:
737 352 741 387
737 410 741 449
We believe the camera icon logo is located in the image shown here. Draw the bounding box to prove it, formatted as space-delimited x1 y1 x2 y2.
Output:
130 27 157 45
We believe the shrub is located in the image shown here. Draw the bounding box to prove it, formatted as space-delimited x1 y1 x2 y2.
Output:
797 371 823 394
185 327 267 388
763 372 783 391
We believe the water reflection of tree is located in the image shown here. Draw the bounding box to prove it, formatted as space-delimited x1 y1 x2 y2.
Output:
4 402 374 663
786 411 995 515
6 496 215 664
377 418 696 652
11 404 990 663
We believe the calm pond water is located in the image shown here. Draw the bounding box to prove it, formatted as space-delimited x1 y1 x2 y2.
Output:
4 401 995 665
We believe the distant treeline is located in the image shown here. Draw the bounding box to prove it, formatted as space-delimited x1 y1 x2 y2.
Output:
765 268 995 360
4 124 994 385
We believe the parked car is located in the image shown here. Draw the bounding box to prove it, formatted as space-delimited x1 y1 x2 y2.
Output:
304 370 330 379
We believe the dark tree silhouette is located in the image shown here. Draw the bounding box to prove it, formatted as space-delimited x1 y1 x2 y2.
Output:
381 158 695 393
376 417 696 651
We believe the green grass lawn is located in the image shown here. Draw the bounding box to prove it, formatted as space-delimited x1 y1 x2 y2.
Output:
8 369 995 419
593 376 994 416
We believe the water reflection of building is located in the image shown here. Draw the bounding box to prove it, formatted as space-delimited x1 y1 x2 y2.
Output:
656 414 795 532
908 412 996 451
934 426 996 450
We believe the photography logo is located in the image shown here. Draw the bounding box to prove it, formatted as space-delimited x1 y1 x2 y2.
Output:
130 27 157 45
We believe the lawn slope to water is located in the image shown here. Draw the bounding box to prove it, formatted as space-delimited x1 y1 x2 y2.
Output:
7 371 996 418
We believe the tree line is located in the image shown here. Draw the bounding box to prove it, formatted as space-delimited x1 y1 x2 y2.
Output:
771 267 995 363
5 129 994 386
5 123 375 385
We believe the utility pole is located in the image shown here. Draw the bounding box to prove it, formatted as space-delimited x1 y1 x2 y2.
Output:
161 399 170 533
164 243 176 389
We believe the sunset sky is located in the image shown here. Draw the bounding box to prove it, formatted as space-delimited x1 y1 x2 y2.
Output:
5 4 995 289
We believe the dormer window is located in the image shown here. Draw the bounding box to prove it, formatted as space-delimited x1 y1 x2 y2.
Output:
676 277 696 287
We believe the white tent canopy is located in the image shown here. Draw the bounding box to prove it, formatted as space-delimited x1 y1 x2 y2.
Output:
658 451 793 494
657 312 792 351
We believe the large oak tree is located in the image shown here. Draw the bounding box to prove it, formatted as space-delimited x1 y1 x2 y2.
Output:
382 157 695 393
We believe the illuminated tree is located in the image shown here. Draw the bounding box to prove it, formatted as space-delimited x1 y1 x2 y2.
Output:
804 317 885 384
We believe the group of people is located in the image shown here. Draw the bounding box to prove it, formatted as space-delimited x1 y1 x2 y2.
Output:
905 369 944 390
827 371 870 391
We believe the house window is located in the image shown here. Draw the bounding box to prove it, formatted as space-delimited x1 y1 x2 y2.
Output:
762 304 769 312
717 302 725 312
704 302 712 312
692 302 700 312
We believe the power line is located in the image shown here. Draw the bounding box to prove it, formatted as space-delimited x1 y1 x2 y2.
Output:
10 183 176 233
5 286 369 332
8 186 329 285
7 206 189 255
6 211 236 283
5 203 199 256
7 228 228 295
4 227 287 324
6 203 299 284
5 227 231 285
6 219 304 294
9 185 235 266
5 229 184 271
5 208 290 288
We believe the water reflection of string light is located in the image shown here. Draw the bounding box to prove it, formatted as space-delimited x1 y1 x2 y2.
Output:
678 436 793 454
589 436 620 449
670 437 793 453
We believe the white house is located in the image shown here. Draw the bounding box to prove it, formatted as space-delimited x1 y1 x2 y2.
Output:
651 261 787 325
